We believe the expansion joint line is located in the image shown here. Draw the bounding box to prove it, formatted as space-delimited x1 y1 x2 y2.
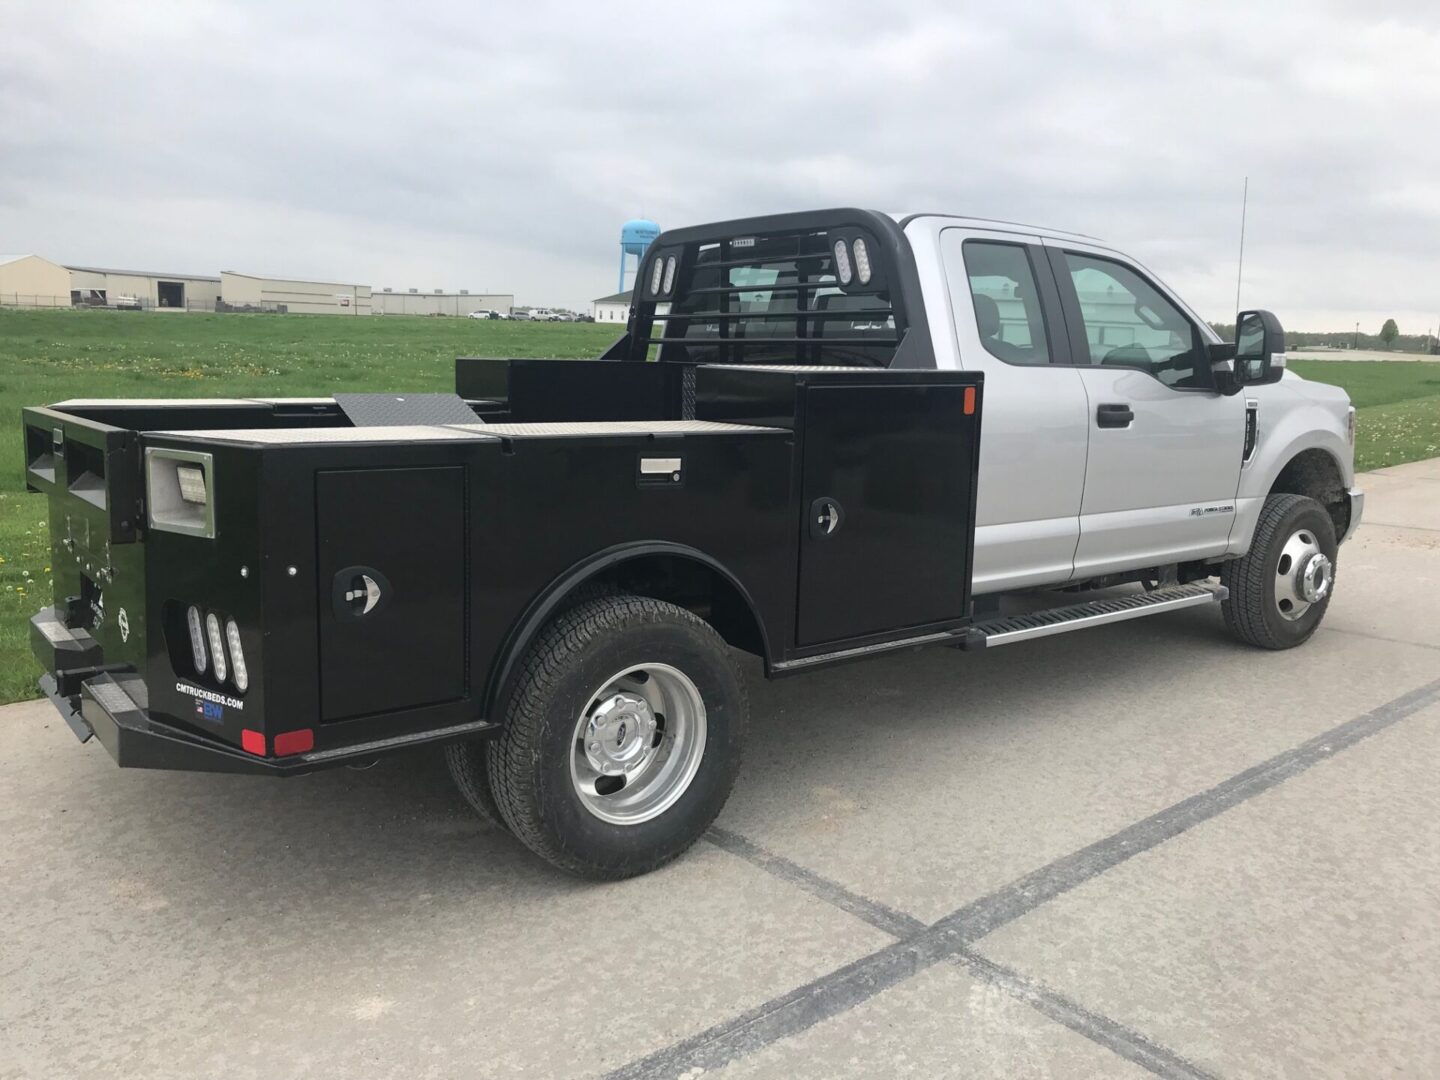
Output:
604 676 1440 1080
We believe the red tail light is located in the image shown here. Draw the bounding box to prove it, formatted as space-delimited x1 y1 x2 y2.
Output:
273 729 315 756
241 729 266 756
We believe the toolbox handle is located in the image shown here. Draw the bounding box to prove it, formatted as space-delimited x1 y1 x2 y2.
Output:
808 497 844 539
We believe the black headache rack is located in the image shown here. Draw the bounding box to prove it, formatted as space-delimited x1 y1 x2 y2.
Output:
611 208 936 370
454 210 941 422
23 212 982 780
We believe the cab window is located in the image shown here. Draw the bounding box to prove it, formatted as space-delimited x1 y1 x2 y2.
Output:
956 240 1052 366
1063 253 1207 388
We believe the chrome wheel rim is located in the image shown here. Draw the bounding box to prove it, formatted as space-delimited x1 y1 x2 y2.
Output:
569 663 707 826
1274 528 1331 621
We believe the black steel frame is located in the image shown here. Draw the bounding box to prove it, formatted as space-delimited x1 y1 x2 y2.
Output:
615 208 936 369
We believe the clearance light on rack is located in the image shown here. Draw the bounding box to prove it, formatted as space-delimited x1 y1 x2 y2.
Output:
852 237 873 284
833 239 853 285
649 258 665 297
662 255 677 295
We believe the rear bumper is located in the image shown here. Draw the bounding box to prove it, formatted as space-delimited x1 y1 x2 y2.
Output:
40 670 310 776
33 608 496 776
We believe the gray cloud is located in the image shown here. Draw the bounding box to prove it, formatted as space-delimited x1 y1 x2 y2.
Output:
2 0 1437 331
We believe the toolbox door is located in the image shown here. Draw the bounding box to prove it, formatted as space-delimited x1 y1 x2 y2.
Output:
317 466 466 721
797 384 974 647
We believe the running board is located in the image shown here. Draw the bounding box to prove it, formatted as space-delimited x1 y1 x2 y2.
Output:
963 585 1227 650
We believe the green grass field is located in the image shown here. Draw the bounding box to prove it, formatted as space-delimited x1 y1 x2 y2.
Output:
1 310 1437 706
1289 360 1440 470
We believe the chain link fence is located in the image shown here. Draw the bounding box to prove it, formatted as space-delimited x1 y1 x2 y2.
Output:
0 294 288 313
0 294 74 310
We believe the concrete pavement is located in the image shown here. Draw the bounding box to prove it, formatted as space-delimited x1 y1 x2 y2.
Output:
2 459 1438 1079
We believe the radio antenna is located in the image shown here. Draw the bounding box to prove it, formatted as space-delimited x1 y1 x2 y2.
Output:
1235 176 1248 315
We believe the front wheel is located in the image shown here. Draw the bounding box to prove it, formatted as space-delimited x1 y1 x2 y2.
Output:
1222 493 1338 649
487 594 747 879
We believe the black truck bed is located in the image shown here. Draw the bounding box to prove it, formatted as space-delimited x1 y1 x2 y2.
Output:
25 363 980 774
23 210 982 776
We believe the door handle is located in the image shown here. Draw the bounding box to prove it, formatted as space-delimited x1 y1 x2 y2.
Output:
1096 403 1134 428
809 497 844 539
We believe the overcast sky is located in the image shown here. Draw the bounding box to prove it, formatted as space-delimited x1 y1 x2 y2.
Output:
3 0 1437 330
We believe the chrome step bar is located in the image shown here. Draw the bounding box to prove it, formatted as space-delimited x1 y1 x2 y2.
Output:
964 585 1227 649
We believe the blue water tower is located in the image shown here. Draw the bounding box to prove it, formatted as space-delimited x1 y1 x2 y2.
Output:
618 218 661 292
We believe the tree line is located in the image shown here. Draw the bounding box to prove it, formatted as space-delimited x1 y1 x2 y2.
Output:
1208 319 1437 353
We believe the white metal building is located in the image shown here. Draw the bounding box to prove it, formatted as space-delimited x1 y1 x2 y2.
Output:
220 272 372 315
66 265 221 310
4 254 512 319
0 254 73 308
592 290 633 324
372 289 514 317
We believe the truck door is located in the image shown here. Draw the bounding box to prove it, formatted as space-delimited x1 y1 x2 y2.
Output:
1043 242 1245 577
938 228 1090 593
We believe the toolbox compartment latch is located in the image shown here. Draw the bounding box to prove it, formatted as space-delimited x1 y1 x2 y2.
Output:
332 566 391 619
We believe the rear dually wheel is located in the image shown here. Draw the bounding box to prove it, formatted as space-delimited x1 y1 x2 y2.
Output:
487 594 747 879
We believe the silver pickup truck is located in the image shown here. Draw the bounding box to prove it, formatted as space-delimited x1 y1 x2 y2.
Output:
912 215 1360 648
23 208 1360 878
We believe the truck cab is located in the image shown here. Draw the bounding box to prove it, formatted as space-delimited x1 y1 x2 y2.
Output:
901 215 1360 598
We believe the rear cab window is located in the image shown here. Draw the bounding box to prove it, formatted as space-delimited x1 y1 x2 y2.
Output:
955 240 1053 366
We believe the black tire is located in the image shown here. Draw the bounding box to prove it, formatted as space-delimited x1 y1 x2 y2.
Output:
443 582 624 832
1221 493 1337 649
487 594 746 879
444 740 506 830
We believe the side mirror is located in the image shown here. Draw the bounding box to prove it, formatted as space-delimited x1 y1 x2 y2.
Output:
1233 309 1286 388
